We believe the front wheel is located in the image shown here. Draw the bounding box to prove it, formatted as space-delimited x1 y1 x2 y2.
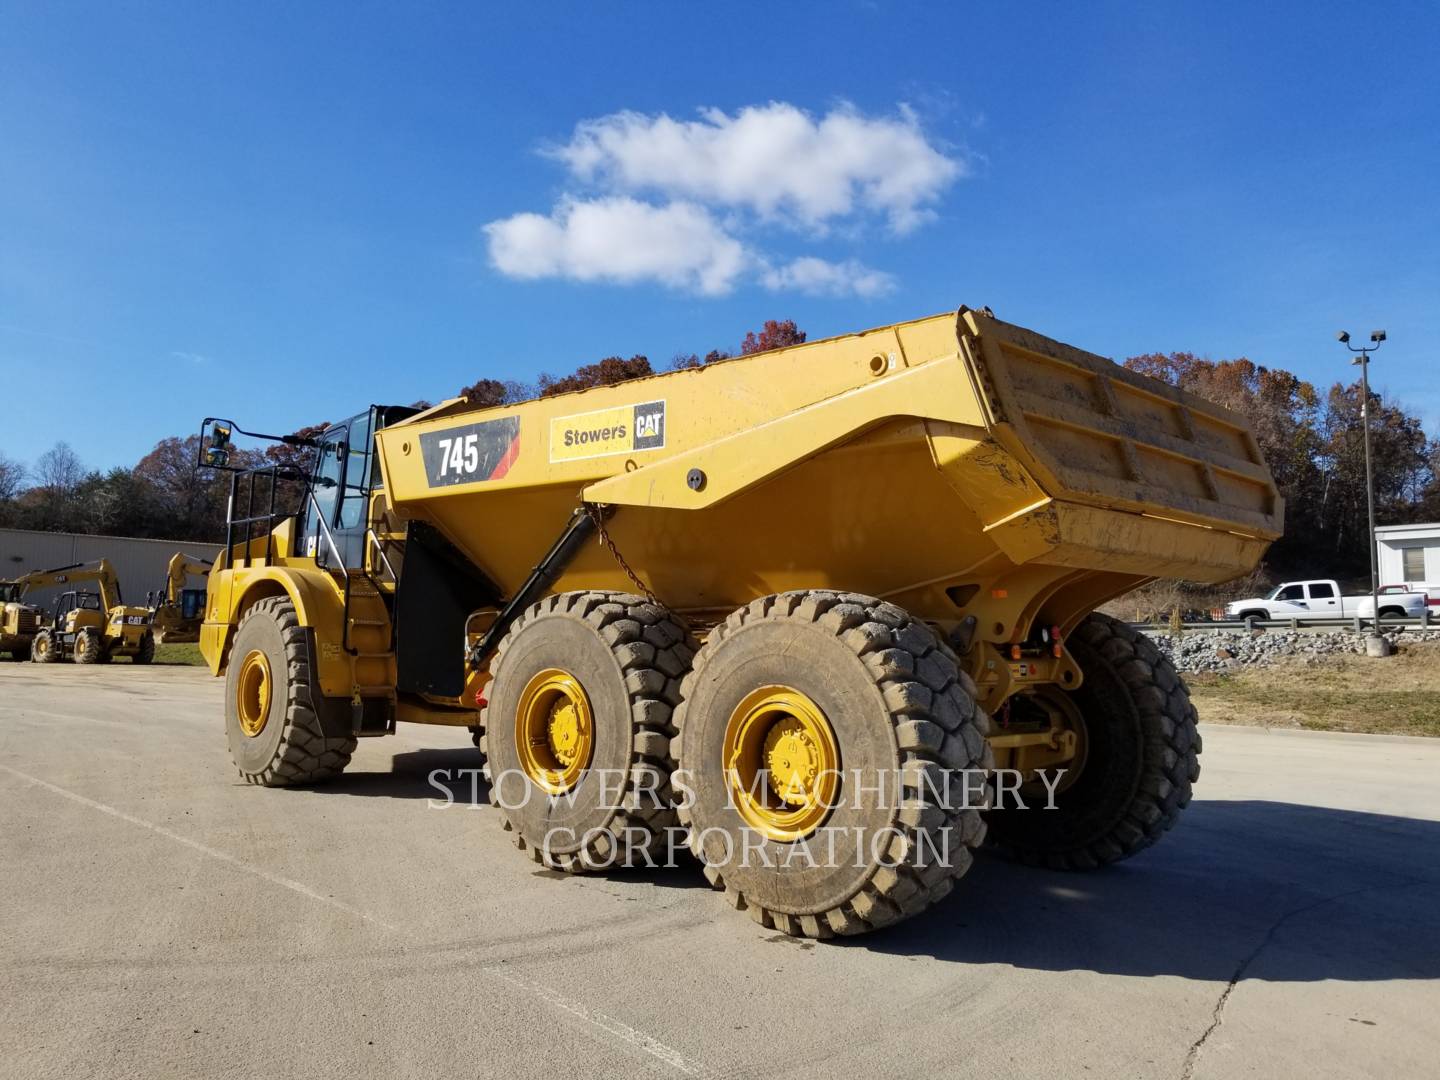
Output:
132 630 155 664
75 629 102 664
32 630 60 664
986 612 1200 869
225 597 355 786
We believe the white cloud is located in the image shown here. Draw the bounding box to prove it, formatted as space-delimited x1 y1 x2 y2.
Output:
483 100 965 297
484 197 748 296
547 102 962 234
760 257 896 298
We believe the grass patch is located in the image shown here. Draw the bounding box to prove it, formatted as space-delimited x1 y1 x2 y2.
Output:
153 642 207 667
1187 640 1440 738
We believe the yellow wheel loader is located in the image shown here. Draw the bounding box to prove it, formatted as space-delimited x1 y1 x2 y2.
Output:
197 306 1280 938
0 580 46 660
22 560 156 664
148 552 212 644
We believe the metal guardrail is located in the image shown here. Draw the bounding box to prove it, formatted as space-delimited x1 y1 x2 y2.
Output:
1132 614 1435 633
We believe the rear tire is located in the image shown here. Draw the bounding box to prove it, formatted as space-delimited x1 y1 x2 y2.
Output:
225 596 355 786
480 591 696 872
133 630 155 664
986 612 1200 869
675 591 993 939
32 630 60 664
75 629 102 664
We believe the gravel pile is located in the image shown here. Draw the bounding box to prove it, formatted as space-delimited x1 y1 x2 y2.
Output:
1141 626 1440 674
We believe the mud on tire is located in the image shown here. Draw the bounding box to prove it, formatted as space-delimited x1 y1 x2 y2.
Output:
986 611 1201 869
479 591 696 872
226 596 356 786
674 590 993 940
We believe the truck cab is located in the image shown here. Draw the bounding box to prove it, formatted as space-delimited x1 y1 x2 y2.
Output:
1228 580 1341 619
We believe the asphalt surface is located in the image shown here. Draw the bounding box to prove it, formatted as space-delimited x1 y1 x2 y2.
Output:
2 662 1438 1079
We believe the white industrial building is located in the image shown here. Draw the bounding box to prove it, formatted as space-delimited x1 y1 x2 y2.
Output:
0 528 222 613
1375 522 1440 586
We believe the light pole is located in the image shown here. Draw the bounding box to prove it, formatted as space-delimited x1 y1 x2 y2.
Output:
1337 329 1386 632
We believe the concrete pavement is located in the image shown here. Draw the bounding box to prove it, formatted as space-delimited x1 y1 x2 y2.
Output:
2 661 1437 1079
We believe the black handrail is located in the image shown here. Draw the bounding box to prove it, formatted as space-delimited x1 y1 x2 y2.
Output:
223 464 307 568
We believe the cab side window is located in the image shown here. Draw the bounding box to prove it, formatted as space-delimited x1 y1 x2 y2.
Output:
338 411 374 531
1276 585 1305 601
309 431 346 532
1308 583 1335 599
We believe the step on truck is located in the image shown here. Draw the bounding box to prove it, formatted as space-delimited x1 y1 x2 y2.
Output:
197 305 1281 939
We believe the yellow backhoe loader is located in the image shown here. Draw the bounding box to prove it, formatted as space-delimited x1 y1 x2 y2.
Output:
196 306 1280 939
148 553 212 644
24 559 156 664
0 579 46 660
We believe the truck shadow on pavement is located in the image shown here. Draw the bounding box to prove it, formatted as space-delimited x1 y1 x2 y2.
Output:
306 757 1440 982
868 798 1440 983
315 747 488 802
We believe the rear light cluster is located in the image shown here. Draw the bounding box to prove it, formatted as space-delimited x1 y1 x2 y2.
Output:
1010 625 1064 660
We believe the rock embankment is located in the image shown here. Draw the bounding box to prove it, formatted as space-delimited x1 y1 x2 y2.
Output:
1142 627 1440 673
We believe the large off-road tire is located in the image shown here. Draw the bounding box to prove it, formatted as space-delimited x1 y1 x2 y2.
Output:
674 591 993 940
480 591 696 872
32 630 60 664
225 596 356 786
75 629 102 664
986 611 1200 869
132 630 155 665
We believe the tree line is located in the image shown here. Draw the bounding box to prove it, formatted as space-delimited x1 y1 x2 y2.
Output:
2 321 1429 586
1124 352 1435 582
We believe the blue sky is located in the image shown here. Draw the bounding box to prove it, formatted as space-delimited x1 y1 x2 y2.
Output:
2 1 1437 474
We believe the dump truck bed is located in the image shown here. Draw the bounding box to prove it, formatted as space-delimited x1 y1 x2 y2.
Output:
375 307 1279 639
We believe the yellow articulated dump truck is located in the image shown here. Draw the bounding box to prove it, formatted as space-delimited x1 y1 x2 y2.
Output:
197 306 1279 939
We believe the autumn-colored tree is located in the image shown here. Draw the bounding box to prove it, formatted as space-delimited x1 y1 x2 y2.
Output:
1314 381 1429 567
457 378 531 407
263 422 330 475
1126 352 1433 579
537 355 652 397
135 435 232 538
740 319 806 355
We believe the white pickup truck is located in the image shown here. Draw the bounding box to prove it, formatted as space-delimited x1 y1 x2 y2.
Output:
1225 580 1428 622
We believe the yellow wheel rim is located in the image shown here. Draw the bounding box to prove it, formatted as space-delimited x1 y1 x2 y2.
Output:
723 685 840 842
235 649 272 738
515 668 595 795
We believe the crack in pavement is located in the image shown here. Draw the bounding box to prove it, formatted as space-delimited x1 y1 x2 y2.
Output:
1179 876 1433 1080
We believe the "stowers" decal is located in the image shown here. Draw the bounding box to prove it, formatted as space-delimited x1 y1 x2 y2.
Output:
549 400 666 463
